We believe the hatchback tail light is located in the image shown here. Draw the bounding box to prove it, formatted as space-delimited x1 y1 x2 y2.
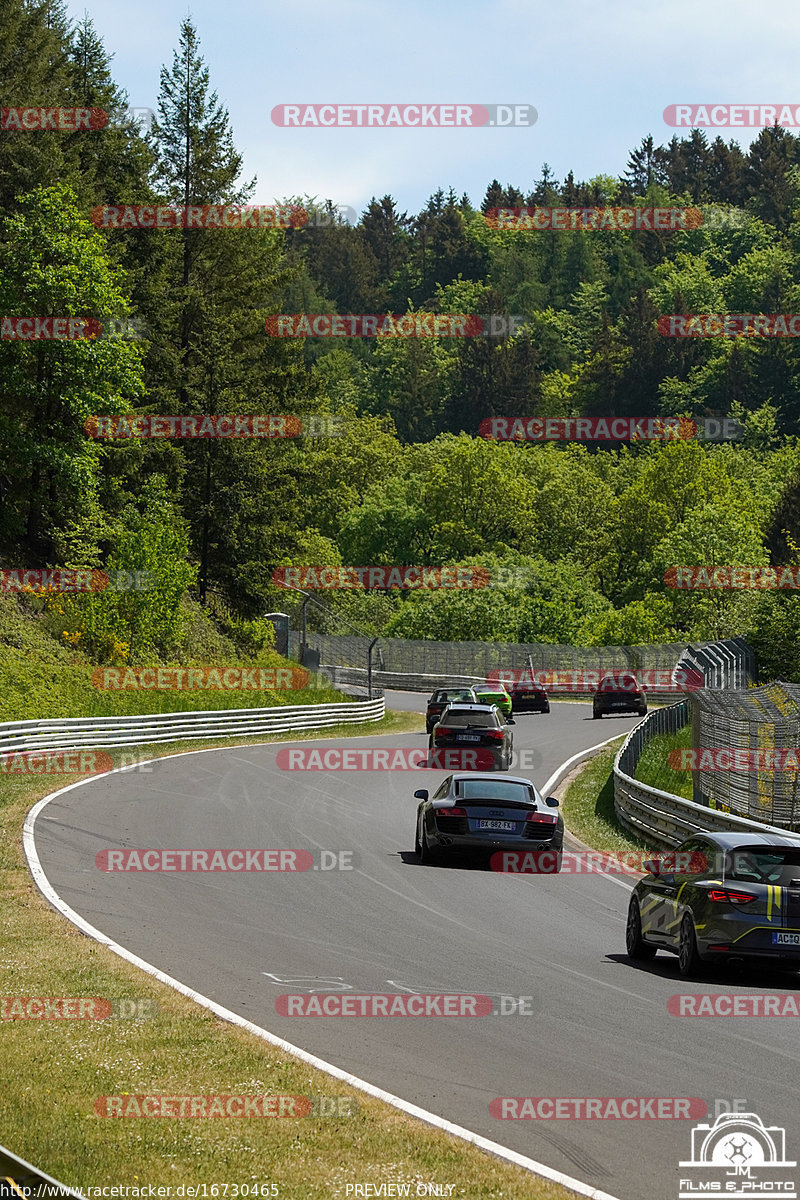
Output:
485 730 505 742
708 887 757 904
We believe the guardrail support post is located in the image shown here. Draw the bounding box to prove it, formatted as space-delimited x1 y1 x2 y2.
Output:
368 638 379 700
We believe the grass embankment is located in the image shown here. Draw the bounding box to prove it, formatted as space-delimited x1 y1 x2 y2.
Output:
0 596 578 1198
559 736 653 856
632 723 693 801
559 719 692 856
0 594 348 720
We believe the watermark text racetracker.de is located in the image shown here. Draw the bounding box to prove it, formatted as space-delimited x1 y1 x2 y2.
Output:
659 313 800 336
271 103 536 127
276 746 544 772
0 567 154 593
91 666 309 691
0 106 107 130
272 565 490 590
1 996 157 1019
264 314 524 338
487 667 704 692
485 206 701 231
91 204 308 229
94 848 358 871
490 849 709 875
665 565 800 590
668 747 800 771
275 993 536 1016
93 1094 357 1118
85 414 302 439
479 416 741 442
491 1097 705 1119
665 103 800 128
669 994 800 1017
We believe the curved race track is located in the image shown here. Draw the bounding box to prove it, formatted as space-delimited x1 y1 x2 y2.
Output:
31 695 800 1200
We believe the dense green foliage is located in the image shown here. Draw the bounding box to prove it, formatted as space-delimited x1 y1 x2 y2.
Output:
4 1 800 674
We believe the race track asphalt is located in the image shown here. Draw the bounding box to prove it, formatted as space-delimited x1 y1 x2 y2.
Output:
31 694 800 1200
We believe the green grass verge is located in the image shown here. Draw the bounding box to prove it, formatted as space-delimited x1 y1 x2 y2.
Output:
632 724 693 801
0 594 356 720
0 711 579 1199
559 737 653 855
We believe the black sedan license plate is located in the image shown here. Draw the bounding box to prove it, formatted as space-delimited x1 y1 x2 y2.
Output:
773 932 800 945
457 734 480 742
478 819 515 831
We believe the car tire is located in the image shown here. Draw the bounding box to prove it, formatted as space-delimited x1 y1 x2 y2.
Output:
418 821 441 865
626 896 657 960
543 704 550 714
678 914 703 978
414 818 422 857
593 710 602 719
551 847 563 873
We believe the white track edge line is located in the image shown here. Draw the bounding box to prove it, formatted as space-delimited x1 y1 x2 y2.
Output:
23 735 625 1200
540 731 637 894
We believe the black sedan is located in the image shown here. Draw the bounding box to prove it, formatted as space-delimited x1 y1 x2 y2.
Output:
428 702 514 770
425 686 479 734
414 773 563 865
626 831 800 977
510 680 550 714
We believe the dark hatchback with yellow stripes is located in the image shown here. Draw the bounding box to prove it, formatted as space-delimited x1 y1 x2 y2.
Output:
626 831 800 977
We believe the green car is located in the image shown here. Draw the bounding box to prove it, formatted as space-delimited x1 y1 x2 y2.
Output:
473 685 513 721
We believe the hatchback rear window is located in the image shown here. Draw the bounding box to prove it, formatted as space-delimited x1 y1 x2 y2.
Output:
726 846 800 885
457 779 533 802
439 710 500 727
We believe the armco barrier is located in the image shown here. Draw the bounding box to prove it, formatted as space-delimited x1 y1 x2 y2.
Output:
613 702 800 848
321 666 694 701
304 634 755 698
0 1141 82 1198
0 698 385 757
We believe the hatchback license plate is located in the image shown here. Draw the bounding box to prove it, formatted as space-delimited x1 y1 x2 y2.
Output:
456 734 480 742
772 932 800 945
478 819 514 831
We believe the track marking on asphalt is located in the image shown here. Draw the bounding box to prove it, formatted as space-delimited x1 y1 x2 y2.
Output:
552 962 657 1005
24 736 626 1200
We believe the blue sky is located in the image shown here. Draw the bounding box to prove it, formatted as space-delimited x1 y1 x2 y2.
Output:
80 0 800 218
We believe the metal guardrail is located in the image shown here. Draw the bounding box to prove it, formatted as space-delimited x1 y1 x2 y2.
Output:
297 632 744 679
321 665 692 700
613 703 800 848
0 699 385 756
0 1140 83 1198
309 635 755 697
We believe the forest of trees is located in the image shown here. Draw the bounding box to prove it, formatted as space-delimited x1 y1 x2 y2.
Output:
5 0 800 681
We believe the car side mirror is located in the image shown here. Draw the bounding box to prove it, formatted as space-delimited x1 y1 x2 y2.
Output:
506 717 516 725
545 796 559 807
414 789 429 801
643 857 661 876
